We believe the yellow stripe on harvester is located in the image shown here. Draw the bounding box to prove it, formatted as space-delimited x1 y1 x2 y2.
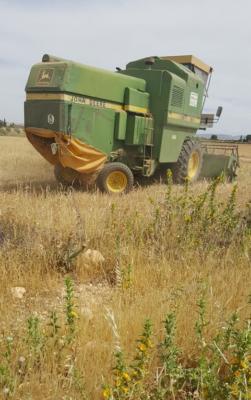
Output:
26 93 148 114
26 93 123 111
124 104 148 114
168 111 200 124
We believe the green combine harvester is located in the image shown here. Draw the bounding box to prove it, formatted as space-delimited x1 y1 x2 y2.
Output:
24 54 239 193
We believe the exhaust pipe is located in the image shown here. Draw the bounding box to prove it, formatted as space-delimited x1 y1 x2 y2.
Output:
42 54 67 63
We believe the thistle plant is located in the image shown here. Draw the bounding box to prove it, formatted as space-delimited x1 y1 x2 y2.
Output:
221 183 238 236
165 169 173 203
26 315 44 357
153 313 183 399
130 319 153 385
103 351 130 400
0 337 15 395
47 310 61 338
64 277 78 340
103 319 153 400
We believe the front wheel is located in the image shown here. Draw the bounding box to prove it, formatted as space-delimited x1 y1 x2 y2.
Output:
97 162 134 194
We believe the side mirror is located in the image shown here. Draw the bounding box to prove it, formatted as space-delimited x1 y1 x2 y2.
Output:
216 106 223 118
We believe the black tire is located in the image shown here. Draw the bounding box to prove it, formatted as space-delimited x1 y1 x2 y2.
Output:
172 139 203 184
97 162 134 194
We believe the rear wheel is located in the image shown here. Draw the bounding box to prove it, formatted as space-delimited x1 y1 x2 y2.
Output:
172 139 203 183
97 162 134 194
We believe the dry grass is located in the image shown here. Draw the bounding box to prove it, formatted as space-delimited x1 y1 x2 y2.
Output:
0 127 24 137
0 137 250 399
238 143 251 162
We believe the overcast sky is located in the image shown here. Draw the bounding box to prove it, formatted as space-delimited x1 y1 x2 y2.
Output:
0 0 250 135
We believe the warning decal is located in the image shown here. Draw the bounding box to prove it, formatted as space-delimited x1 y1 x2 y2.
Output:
189 92 198 108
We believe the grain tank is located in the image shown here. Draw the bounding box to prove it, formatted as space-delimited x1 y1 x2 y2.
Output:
24 54 238 193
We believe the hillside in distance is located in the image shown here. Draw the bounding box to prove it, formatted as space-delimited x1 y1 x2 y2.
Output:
198 132 242 140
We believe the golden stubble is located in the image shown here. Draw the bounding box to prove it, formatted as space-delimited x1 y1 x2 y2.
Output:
0 136 250 399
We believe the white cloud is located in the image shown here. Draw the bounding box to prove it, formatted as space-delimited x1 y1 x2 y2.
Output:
0 0 250 134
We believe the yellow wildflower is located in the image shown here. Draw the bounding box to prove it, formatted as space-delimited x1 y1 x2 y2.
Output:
122 387 129 394
70 310 78 318
184 215 192 223
240 359 248 370
115 377 122 387
122 372 131 381
138 343 147 352
230 384 239 396
103 387 111 399
146 339 153 348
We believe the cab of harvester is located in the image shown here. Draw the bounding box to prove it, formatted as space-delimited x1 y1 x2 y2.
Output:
24 54 238 193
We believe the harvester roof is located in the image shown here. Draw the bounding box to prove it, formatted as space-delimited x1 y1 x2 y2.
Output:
160 55 212 74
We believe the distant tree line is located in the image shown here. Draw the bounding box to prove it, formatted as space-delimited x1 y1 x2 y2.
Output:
210 134 251 142
242 134 251 143
0 118 7 127
0 118 16 128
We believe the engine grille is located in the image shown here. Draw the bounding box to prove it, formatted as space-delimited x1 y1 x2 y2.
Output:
171 85 184 108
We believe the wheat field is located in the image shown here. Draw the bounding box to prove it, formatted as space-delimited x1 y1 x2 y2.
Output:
0 136 250 399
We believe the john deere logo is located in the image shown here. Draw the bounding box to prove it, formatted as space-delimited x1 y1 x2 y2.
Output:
47 114 55 125
37 68 54 85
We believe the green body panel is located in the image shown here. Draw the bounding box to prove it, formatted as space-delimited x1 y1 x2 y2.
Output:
124 87 149 110
70 105 114 154
159 128 193 162
114 111 127 140
125 115 152 145
25 100 67 132
26 63 67 90
26 61 146 104
25 99 122 154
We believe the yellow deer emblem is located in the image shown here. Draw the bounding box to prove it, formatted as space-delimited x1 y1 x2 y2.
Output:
37 68 53 84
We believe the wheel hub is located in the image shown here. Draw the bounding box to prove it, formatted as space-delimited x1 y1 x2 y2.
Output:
188 151 200 179
106 171 128 193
